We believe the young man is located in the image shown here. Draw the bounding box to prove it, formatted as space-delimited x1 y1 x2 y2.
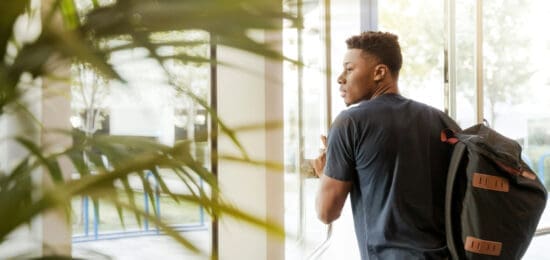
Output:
313 31 458 259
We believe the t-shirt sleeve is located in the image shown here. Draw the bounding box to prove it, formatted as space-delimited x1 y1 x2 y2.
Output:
324 113 356 181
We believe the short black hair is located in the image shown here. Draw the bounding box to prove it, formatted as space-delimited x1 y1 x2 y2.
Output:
346 31 403 76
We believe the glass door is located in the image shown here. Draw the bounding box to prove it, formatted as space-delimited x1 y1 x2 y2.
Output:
284 0 362 259
283 0 329 258
476 1 550 258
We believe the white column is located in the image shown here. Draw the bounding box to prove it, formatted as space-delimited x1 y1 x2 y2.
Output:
0 0 72 257
40 64 72 256
39 0 73 255
217 30 284 259
265 30 285 260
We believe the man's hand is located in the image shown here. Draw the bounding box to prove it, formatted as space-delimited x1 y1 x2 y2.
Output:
311 135 327 178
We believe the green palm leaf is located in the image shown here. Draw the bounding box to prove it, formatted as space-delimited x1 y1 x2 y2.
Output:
1 0 297 257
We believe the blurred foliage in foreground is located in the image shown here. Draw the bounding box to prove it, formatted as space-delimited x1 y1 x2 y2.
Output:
0 0 299 258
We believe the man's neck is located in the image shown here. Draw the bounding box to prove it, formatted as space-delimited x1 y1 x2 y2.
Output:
371 80 399 99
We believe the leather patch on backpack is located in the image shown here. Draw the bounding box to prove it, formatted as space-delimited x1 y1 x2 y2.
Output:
464 236 502 256
472 173 509 192
520 171 537 180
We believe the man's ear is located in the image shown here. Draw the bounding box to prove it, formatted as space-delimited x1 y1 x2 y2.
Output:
373 65 388 81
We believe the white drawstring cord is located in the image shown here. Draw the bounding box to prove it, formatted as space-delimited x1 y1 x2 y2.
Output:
306 223 333 260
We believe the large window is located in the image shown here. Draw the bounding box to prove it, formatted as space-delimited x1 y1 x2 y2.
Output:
284 0 550 259
382 1 550 257
480 1 550 258
70 28 213 249
379 0 445 110
380 1 550 258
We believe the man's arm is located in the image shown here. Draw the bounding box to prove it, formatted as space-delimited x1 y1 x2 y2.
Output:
316 174 352 224
312 135 352 224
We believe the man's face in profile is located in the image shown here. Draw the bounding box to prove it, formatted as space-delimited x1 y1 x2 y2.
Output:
337 49 378 106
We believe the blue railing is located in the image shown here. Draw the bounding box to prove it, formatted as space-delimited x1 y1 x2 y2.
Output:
522 152 547 183
142 171 161 233
522 153 534 170
73 171 207 242
537 153 550 184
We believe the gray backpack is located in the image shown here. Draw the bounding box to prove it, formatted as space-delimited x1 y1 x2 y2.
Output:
442 123 547 259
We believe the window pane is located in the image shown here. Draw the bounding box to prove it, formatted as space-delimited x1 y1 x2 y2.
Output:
379 0 445 110
283 1 328 258
330 1 361 120
481 0 550 257
284 0 362 258
71 31 212 245
454 0 477 127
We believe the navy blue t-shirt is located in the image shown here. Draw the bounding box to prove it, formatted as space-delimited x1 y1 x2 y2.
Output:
324 94 457 259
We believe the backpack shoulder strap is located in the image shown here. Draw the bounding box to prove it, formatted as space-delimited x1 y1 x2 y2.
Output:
445 141 466 260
